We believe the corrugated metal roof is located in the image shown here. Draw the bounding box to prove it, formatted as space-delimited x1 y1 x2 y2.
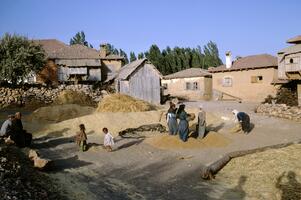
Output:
117 58 162 80
164 68 211 79
208 54 277 73
117 58 147 80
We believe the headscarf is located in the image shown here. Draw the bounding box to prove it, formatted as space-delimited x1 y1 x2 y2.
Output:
232 109 239 122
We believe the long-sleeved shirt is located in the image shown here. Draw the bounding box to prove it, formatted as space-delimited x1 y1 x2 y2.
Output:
104 132 114 146
0 119 12 136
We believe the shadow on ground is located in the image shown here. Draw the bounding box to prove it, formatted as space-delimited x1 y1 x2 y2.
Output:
47 155 93 172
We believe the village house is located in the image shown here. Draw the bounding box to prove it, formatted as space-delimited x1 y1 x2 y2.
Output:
208 52 279 102
162 68 212 101
277 35 301 105
115 58 162 104
33 39 124 85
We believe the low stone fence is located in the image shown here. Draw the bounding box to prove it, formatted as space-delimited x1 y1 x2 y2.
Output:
256 103 301 122
0 84 106 108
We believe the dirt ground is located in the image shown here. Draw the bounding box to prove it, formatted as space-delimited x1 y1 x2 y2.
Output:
2 100 301 200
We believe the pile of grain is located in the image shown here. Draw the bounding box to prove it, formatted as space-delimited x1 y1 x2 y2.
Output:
96 94 156 112
216 144 301 199
28 104 94 123
52 90 95 106
145 132 230 149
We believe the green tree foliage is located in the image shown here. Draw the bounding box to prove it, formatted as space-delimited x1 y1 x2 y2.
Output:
137 53 144 59
101 43 129 65
203 41 223 68
70 31 93 48
119 49 129 65
130 52 137 62
0 33 46 85
141 41 222 75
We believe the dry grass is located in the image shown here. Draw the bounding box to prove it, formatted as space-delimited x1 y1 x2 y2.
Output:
145 131 230 149
28 104 94 123
96 94 156 112
52 90 95 106
216 144 301 200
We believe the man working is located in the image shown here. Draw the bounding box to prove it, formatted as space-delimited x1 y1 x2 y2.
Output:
231 109 251 134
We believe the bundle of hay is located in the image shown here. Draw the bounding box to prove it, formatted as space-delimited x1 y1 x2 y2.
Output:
52 90 95 106
96 94 156 112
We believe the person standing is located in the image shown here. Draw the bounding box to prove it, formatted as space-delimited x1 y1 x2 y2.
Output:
177 104 189 142
197 105 206 139
167 102 178 135
0 115 14 138
103 127 114 152
75 124 88 151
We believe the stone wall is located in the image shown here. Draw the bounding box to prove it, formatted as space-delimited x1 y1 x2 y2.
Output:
0 84 106 108
256 103 301 122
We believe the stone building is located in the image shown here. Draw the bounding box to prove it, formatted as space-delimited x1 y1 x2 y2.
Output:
208 53 279 102
162 68 212 101
116 58 162 104
33 39 124 85
277 35 301 104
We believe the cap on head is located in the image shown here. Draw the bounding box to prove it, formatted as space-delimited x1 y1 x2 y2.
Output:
199 105 203 109
232 109 238 115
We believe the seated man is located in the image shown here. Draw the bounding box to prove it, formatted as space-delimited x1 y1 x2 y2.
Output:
11 112 32 147
0 115 14 138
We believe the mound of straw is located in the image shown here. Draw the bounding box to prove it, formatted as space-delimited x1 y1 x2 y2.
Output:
96 94 156 112
145 132 230 149
52 90 95 106
216 144 301 199
28 104 94 123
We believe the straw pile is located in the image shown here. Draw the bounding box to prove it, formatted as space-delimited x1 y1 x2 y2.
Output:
28 104 94 123
145 132 230 149
216 144 301 199
96 94 156 112
52 90 95 106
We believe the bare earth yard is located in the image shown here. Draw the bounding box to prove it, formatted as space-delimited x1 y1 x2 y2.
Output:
3 101 300 200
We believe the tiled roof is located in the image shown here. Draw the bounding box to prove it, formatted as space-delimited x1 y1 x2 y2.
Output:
208 54 277 73
33 39 123 60
287 35 301 44
164 68 211 79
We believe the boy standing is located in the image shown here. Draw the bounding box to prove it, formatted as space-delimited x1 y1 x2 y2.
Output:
103 127 114 152
76 124 88 151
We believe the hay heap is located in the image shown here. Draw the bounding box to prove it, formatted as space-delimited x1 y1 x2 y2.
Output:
216 144 301 199
52 90 95 106
28 104 94 123
96 94 156 112
145 132 230 149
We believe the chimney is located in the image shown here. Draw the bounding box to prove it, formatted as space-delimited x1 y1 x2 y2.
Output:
99 44 107 57
225 51 232 69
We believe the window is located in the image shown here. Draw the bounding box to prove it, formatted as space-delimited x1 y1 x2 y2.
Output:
289 58 294 64
163 83 168 89
251 76 263 83
193 82 198 90
186 82 192 90
222 77 232 87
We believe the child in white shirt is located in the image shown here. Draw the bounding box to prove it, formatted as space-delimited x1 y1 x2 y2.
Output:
103 127 114 152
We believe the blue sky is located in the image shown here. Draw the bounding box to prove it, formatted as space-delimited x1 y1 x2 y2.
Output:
0 0 300 62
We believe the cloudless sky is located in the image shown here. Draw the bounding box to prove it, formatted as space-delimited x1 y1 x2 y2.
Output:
0 0 300 62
